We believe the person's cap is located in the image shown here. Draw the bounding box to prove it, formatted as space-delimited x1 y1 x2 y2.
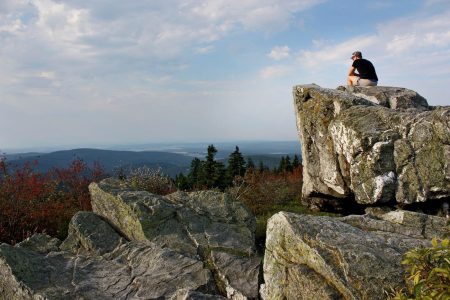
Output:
351 51 362 58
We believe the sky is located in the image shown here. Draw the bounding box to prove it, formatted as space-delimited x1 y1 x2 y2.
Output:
1 0 449 151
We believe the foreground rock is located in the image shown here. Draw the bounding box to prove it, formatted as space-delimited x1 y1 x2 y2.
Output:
294 84 450 207
0 180 260 299
0 213 216 299
89 178 260 299
262 210 449 300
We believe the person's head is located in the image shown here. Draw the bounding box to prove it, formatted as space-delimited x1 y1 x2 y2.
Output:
351 51 362 60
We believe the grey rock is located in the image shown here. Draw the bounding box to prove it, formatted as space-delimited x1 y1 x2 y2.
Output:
89 178 261 299
294 84 450 205
210 252 261 299
16 233 61 254
337 85 429 110
0 239 215 300
0 181 261 299
60 211 126 255
263 211 448 300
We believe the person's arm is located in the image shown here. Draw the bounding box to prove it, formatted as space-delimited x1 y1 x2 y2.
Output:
348 66 357 76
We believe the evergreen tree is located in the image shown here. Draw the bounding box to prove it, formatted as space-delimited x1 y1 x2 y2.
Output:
246 157 255 170
200 144 227 189
285 155 293 172
202 145 217 187
258 160 268 173
213 161 227 190
188 157 203 187
293 155 300 169
226 146 246 182
175 173 191 190
278 156 286 173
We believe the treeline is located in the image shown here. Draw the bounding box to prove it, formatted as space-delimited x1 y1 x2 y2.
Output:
173 144 301 191
0 145 302 245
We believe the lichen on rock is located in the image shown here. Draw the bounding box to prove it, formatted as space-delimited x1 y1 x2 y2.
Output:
294 84 450 207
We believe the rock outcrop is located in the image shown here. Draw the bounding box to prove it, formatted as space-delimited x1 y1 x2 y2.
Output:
0 179 261 299
262 210 449 300
294 84 450 207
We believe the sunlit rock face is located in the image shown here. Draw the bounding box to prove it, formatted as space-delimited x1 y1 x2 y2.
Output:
293 84 450 206
262 210 448 300
0 180 261 300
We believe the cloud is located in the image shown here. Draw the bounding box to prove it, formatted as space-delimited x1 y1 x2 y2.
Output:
259 65 292 79
183 0 325 32
38 71 55 79
297 35 378 69
195 45 215 54
268 46 290 60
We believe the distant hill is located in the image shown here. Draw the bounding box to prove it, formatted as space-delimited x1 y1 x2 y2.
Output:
5 149 193 177
5 143 302 177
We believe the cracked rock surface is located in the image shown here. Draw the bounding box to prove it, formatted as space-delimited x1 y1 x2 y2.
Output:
262 210 449 300
89 178 261 299
0 181 261 299
294 84 450 205
0 213 216 299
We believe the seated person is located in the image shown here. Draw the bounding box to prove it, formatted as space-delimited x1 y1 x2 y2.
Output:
347 51 378 86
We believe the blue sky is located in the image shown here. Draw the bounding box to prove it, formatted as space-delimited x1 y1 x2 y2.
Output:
1 0 449 150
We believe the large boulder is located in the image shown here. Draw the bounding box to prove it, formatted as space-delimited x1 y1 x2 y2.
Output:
294 84 450 206
0 180 260 299
0 212 217 299
262 210 449 300
88 178 260 299
337 85 429 111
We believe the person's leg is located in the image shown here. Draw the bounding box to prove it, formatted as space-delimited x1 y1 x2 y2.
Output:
348 76 359 86
358 79 377 86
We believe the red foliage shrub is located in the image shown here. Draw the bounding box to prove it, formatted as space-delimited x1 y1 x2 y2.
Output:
0 158 104 244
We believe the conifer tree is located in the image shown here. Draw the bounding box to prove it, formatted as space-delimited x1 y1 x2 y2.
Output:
202 145 217 187
246 157 255 170
201 144 226 189
226 146 246 182
285 155 293 172
175 173 191 190
278 156 286 173
293 155 300 169
188 157 203 187
258 160 267 173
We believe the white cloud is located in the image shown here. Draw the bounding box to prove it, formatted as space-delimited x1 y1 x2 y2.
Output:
297 35 377 69
259 65 292 79
38 71 55 79
183 0 325 32
268 46 290 60
195 45 215 54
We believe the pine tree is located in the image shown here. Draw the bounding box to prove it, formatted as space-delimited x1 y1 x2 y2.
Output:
226 146 246 183
285 155 293 172
258 160 267 173
213 161 227 190
293 155 300 169
278 156 286 173
175 173 191 190
246 157 255 170
202 145 217 188
197 144 227 189
188 157 203 187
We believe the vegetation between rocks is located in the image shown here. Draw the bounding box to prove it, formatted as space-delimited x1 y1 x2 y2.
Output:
390 238 450 300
